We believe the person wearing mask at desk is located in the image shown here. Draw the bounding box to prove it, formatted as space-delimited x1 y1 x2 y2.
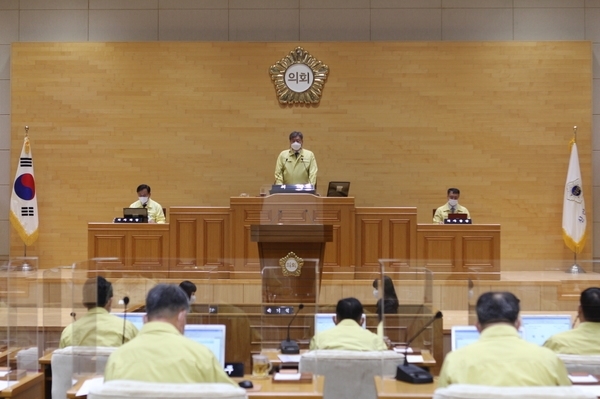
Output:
274 131 318 186
59 276 138 348
438 291 570 388
543 287 600 354
309 297 387 351
433 187 470 224
129 184 166 224
104 284 236 385
179 280 197 304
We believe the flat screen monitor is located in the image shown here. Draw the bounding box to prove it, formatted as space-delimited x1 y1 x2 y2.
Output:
520 314 572 346
451 325 525 351
123 207 148 219
113 312 146 331
184 324 226 367
451 325 480 351
326 181 350 197
314 313 366 334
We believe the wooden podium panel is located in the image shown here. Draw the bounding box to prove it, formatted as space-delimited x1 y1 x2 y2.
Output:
231 195 355 279
416 224 500 280
251 224 333 303
87 223 170 277
168 207 230 279
355 207 417 278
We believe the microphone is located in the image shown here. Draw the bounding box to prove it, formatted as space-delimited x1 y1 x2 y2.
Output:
121 296 130 344
280 304 304 354
70 312 76 321
395 310 442 384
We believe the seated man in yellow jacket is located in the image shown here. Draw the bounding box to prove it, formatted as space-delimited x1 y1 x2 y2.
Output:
129 184 166 223
104 284 236 385
309 297 387 351
60 276 138 347
544 287 600 354
433 187 470 224
438 291 570 388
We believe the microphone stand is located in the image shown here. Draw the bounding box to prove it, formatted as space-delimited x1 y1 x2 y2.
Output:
280 304 304 354
395 311 442 384
121 296 130 344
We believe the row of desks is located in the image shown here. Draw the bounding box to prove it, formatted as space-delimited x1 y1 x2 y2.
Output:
65 374 436 399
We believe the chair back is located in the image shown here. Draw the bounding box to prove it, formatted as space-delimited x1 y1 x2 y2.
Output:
51 346 116 399
88 380 247 399
299 350 402 399
432 384 596 399
16 347 40 372
557 354 600 374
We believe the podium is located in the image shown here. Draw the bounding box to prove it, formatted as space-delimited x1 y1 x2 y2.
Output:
251 224 333 303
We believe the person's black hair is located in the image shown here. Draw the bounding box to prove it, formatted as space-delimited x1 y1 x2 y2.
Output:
336 297 363 324
447 187 460 195
82 276 113 310
136 184 151 194
146 284 190 320
580 287 600 322
476 291 520 326
179 280 197 300
373 276 399 321
289 131 303 141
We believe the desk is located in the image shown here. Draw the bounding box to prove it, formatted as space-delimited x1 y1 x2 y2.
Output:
68 375 324 399
375 376 435 399
39 352 53 399
235 375 323 398
0 373 44 399
262 349 436 372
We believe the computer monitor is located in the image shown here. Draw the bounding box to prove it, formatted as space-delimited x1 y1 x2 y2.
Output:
326 181 350 197
451 325 525 351
314 313 366 334
123 207 148 220
520 314 572 346
184 324 226 367
451 325 480 351
113 312 146 331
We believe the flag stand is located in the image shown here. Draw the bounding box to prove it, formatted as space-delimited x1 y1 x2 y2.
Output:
566 253 585 274
21 244 31 272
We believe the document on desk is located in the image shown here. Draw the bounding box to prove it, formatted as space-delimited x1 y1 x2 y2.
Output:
0 381 17 390
569 374 599 383
76 376 104 397
278 354 301 363
274 373 302 381
406 355 424 363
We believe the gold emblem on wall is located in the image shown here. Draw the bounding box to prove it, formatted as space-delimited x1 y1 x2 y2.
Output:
279 252 304 277
269 47 329 105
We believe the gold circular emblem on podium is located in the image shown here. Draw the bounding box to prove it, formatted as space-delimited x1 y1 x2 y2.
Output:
279 252 304 277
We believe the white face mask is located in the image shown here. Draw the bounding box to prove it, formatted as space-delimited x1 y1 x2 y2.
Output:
291 142 302 151
373 289 379 298
189 294 196 304
139 196 149 205
448 199 458 207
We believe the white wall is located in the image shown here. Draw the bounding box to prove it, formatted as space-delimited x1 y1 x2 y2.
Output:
1 0 599 262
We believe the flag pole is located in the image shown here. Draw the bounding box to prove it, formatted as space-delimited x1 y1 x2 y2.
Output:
566 126 585 274
21 126 31 272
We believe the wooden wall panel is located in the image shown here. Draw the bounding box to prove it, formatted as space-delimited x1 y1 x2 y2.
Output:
10 42 592 270
168 207 230 279
355 207 418 277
